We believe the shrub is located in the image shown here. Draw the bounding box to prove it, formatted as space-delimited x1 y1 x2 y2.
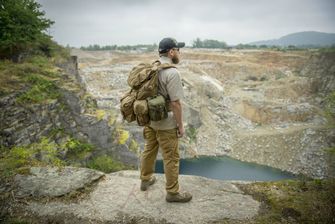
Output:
107 110 117 126
260 76 268 81
324 91 335 120
325 147 335 155
116 128 129 145
186 126 197 143
0 146 35 173
95 109 106 121
245 75 258 81
63 138 93 160
87 155 124 173
30 137 64 166
0 137 64 178
129 139 139 154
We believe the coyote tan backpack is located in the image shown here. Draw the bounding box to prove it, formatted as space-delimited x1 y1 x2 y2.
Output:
120 60 175 126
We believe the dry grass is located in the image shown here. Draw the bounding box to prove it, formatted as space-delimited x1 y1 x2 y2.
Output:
237 179 335 224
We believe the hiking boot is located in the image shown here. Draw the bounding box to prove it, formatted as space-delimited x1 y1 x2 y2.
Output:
140 176 156 191
166 191 193 203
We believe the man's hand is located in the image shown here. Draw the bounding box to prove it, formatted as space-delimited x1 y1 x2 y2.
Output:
177 125 185 138
170 100 184 138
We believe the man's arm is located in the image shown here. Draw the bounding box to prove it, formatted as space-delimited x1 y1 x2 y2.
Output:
170 99 184 137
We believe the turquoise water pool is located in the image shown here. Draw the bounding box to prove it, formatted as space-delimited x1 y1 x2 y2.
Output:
155 156 296 181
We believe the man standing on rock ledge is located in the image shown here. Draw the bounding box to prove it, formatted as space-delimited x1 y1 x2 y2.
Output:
140 37 192 203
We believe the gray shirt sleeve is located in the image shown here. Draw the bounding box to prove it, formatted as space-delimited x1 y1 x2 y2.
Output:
166 69 184 101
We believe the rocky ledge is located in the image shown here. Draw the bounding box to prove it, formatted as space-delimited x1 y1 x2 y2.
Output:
4 166 260 224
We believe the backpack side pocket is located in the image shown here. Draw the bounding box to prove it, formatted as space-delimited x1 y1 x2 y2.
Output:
120 90 136 122
147 95 168 121
133 99 150 126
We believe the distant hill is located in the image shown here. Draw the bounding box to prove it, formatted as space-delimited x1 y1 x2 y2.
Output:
249 31 335 47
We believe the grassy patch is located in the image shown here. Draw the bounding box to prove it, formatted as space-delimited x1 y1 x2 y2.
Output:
186 126 198 143
62 137 93 161
0 217 31 224
87 155 124 173
0 51 71 98
24 55 51 68
0 55 63 103
0 61 34 95
0 137 64 178
238 179 335 223
0 136 97 178
17 74 60 104
318 47 335 53
325 147 335 155
0 146 36 176
30 137 64 166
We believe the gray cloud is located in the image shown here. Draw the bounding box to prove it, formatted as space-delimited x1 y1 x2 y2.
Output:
37 0 335 47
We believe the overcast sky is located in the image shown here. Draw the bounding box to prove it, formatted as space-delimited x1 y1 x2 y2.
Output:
37 0 335 47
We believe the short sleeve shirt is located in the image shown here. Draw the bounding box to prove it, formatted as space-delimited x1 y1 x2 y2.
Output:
149 56 184 130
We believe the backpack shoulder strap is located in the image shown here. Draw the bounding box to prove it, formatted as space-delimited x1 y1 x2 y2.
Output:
151 60 175 71
159 63 176 69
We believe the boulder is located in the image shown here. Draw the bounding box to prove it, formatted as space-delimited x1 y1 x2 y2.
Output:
14 166 104 198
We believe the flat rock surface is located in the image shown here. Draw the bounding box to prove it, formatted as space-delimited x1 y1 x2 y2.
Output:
14 166 104 197
17 169 260 224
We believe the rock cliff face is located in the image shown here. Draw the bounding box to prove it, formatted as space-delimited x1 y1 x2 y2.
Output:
300 52 335 94
0 58 137 166
5 167 259 224
0 92 62 147
73 49 335 178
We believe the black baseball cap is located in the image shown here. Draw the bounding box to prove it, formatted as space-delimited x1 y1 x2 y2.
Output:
158 37 185 53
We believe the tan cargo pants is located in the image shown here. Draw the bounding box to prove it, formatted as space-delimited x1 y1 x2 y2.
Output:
140 126 180 194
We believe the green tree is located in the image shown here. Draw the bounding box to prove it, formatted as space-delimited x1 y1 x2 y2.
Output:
0 0 54 61
192 37 203 48
203 39 227 48
192 38 227 49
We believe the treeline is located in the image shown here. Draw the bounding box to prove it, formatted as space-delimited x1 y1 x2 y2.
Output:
192 38 228 49
0 0 68 62
81 39 230 51
233 44 302 50
80 44 157 52
80 39 335 52
234 44 335 50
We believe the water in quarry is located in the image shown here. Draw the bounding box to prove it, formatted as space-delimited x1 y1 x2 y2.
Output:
155 156 297 181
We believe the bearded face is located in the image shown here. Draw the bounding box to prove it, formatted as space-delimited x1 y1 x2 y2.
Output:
172 52 180 64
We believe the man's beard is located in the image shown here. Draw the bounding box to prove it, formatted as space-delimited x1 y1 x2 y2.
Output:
172 55 179 64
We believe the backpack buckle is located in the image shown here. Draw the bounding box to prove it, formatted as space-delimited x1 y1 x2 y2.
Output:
152 65 158 71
